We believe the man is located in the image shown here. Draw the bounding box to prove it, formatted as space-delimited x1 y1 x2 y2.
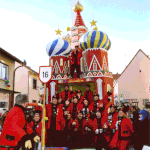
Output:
107 104 118 140
76 90 84 104
93 110 110 150
69 96 82 120
0 94 40 150
70 45 82 78
84 85 93 104
89 94 104 120
29 110 45 150
46 96 65 147
59 85 72 102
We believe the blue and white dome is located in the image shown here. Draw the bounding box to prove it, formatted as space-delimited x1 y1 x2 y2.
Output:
46 38 71 57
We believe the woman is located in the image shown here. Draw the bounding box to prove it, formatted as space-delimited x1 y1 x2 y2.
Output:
109 108 134 150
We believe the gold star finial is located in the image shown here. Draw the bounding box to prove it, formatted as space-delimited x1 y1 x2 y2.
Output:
55 28 62 35
90 19 97 27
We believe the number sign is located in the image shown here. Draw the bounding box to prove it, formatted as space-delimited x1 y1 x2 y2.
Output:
39 66 53 83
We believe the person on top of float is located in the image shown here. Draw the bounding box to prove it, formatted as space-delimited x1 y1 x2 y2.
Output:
0 94 40 150
70 45 82 78
109 107 134 150
84 84 93 104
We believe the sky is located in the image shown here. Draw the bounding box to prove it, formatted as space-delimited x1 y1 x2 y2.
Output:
0 0 150 74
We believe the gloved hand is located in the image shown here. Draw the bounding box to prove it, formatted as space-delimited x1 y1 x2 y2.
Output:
34 135 40 143
25 140 32 149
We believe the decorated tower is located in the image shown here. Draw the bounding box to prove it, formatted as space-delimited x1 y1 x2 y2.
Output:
71 1 88 49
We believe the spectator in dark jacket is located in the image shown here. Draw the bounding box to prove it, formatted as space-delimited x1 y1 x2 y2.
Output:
134 110 150 150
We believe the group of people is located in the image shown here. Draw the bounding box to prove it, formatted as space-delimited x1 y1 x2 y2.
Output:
0 84 150 150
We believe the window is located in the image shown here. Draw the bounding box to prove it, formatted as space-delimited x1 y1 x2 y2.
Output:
0 63 8 80
33 78 37 89
42 83 44 86
60 58 63 66
93 63 97 71
55 67 58 74
64 67 68 74
32 100 37 103
51 59 53 66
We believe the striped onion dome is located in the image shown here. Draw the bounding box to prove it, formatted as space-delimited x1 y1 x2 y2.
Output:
46 38 71 57
79 30 111 51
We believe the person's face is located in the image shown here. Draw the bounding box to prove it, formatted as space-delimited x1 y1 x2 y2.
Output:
139 114 142 120
34 115 40 122
75 46 79 51
96 112 101 118
67 114 71 120
86 87 89 91
52 98 57 105
65 100 70 106
119 110 124 117
24 101 29 108
111 107 115 113
65 86 68 90
73 98 78 103
83 100 88 106
94 96 99 101
58 98 62 104
77 113 83 119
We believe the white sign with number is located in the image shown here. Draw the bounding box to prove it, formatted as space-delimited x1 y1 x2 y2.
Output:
39 66 53 83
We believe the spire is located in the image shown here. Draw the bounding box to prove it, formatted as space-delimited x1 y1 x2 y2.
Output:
73 1 86 27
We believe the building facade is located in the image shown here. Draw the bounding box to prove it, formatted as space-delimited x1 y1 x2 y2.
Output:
14 62 43 104
117 50 150 109
0 48 21 110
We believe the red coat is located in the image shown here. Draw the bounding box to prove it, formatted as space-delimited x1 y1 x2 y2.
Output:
59 90 72 101
93 115 110 142
84 90 93 104
109 118 134 149
70 118 93 134
0 104 33 147
89 100 103 111
29 121 47 143
70 50 82 65
69 103 83 117
78 96 84 104
46 104 65 130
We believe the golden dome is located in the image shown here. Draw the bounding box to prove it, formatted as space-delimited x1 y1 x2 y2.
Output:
73 1 83 12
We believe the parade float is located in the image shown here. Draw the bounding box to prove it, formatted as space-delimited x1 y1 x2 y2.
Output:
46 1 114 111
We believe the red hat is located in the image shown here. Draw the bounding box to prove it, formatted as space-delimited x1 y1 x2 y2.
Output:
77 90 82 93
77 110 83 114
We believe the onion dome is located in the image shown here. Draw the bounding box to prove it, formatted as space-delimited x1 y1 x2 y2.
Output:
79 30 111 51
46 38 71 57
62 34 71 44
73 1 83 12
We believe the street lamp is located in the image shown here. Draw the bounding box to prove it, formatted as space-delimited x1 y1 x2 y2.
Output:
11 62 25 109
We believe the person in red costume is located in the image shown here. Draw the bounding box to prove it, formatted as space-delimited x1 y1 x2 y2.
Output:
76 90 84 104
29 110 47 150
93 110 110 150
0 94 40 150
59 85 72 102
69 96 82 120
107 104 119 140
70 111 93 148
61 99 71 118
79 98 90 119
89 94 105 120
84 84 93 104
70 45 82 78
45 95 65 147
109 108 134 150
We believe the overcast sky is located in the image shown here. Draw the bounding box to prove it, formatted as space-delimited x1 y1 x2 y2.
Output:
0 0 150 74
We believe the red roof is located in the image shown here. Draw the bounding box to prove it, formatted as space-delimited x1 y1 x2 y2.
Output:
74 11 86 27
